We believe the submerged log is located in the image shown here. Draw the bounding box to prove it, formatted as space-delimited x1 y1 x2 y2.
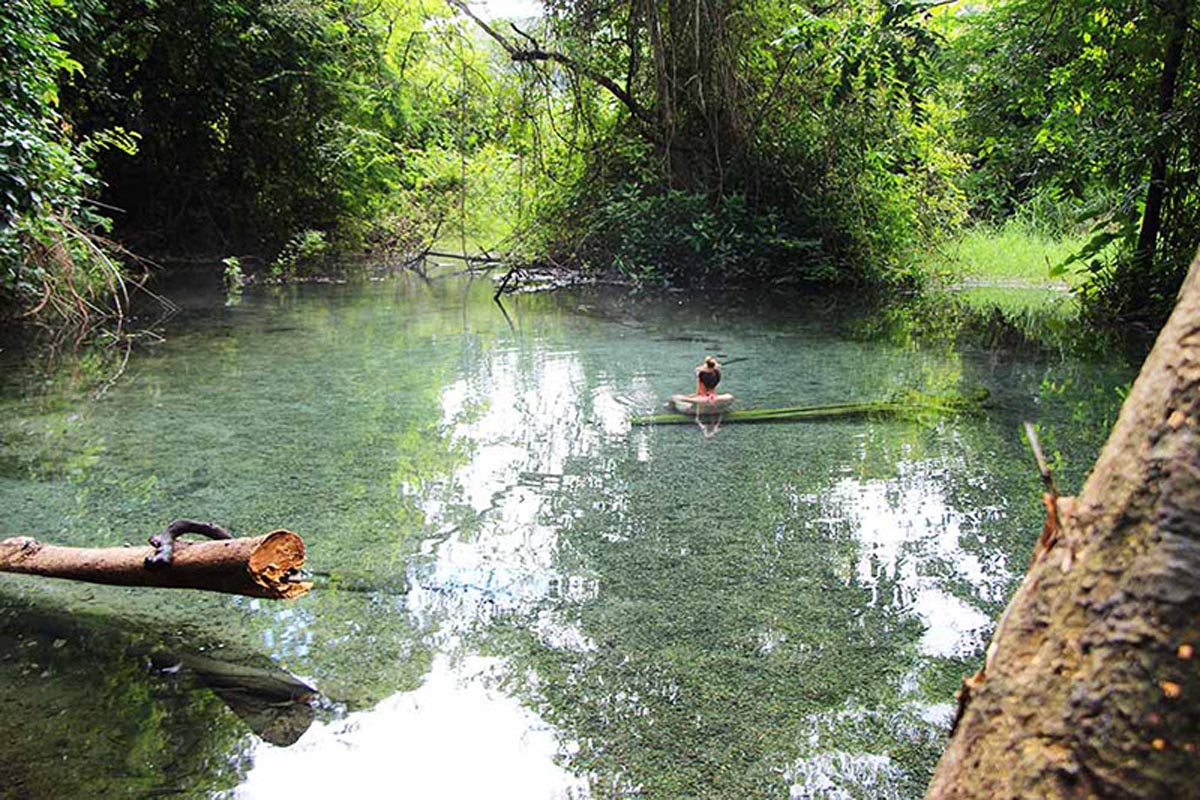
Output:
0 530 311 600
631 400 914 425
631 390 985 426
928 251 1200 797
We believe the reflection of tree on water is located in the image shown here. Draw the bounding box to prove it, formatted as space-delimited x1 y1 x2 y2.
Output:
0 597 316 797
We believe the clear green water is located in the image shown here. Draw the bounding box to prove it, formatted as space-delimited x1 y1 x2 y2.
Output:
0 274 1137 798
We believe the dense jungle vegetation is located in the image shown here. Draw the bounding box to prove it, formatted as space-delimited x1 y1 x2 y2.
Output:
2 0 1197 331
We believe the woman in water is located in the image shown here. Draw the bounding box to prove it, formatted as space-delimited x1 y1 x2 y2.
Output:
695 356 721 398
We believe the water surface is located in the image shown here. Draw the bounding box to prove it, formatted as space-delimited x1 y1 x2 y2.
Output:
0 273 1136 798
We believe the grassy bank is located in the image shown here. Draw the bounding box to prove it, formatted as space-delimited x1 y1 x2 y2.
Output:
929 217 1092 317
937 219 1089 289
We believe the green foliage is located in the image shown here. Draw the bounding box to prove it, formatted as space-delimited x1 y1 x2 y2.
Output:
220 255 244 292
941 215 1091 287
0 0 130 325
0 0 84 236
775 0 968 281
949 0 1200 318
548 186 830 287
523 0 967 287
59 0 418 254
270 229 330 279
28 0 545 273
9 0 1195 325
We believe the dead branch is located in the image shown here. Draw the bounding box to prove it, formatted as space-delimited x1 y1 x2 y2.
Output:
444 0 653 128
423 250 504 263
0 530 312 600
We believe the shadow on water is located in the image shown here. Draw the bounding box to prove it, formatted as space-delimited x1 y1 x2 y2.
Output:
0 272 1142 798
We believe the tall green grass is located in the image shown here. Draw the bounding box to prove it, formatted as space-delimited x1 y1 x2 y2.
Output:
938 218 1090 288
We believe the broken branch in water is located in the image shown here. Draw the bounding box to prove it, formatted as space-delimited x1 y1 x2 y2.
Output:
0 528 312 600
421 250 503 264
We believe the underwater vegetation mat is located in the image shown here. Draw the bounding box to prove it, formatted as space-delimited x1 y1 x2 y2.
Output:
630 389 988 426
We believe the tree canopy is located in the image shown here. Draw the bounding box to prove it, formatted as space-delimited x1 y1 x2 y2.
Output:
2 0 1197 324
953 0 1198 317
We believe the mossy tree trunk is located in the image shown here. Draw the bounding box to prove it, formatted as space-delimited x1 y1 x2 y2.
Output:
928 250 1200 798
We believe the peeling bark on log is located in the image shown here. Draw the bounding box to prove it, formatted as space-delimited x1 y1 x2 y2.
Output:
928 250 1200 798
0 530 311 600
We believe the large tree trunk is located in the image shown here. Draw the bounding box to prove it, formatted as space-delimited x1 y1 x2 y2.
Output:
928 248 1200 797
0 530 311 600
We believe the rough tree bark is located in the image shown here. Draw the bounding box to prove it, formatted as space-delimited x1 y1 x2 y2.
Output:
0 529 311 600
928 249 1200 797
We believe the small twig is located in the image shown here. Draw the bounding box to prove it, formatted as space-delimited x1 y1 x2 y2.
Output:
509 21 540 50
19 276 53 318
444 0 652 128
423 250 503 263
1023 421 1058 498
949 669 986 735
493 294 515 333
1024 421 1066 562
92 337 133 401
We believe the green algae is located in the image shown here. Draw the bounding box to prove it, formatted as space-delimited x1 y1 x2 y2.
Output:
0 276 1136 797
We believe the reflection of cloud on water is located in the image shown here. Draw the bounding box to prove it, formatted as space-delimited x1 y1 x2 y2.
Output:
789 749 902 800
405 348 608 648
406 528 598 641
590 386 632 436
233 655 587 799
263 344 619 800
817 463 1010 658
448 351 593 474
431 354 608 512
786 702 952 800
240 340 602 791
234 599 317 662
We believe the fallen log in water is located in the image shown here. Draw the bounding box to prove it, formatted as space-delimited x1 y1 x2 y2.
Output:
630 390 986 426
0 530 312 599
631 401 904 425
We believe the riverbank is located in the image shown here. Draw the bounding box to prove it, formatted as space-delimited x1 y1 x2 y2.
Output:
938 222 1087 289
929 221 1090 317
